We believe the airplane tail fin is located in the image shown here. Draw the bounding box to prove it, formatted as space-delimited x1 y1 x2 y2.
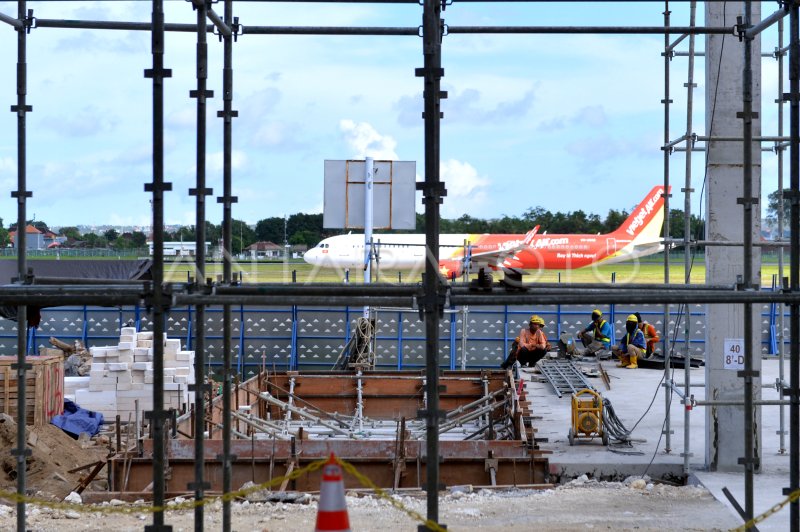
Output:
614 185 669 242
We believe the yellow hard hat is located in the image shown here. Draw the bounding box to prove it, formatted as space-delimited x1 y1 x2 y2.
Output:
591 309 602 319
530 315 545 326
626 314 638 322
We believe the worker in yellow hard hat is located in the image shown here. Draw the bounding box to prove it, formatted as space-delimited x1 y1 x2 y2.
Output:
501 314 552 370
611 314 646 369
576 309 613 358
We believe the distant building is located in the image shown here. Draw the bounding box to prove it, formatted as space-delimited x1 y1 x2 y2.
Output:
9 225 45 250
245 241 284 259
148 241 210 256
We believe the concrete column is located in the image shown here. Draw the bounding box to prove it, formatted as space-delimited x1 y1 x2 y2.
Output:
704 1 762 471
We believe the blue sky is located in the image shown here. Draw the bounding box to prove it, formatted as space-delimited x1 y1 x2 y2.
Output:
0 1 786 229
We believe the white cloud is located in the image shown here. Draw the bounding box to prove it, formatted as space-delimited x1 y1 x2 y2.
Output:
209 150 248 173
438 159 491 218
339 120 398 159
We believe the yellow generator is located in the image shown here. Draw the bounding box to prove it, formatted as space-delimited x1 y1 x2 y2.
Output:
567 389 609 446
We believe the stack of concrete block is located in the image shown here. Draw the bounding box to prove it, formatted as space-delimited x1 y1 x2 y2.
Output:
73 327 195 420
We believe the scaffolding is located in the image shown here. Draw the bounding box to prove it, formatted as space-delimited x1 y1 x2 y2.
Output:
0 2 798 532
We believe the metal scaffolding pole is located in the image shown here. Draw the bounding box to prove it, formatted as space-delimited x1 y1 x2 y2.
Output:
662 0 673 456
789 3 800 529
11 2 30 531
190 1 212 529
741 1 757 525
147 0 171 530
419 0 445 529
219 1 237 529
681 0 697 476
777 15 788 457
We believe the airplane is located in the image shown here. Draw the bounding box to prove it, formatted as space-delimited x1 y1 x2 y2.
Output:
303 185 668 277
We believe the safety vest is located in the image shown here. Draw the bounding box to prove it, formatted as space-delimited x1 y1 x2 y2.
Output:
593 319 610 343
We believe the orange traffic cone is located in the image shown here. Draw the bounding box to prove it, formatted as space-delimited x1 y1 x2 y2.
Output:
315 453 351 532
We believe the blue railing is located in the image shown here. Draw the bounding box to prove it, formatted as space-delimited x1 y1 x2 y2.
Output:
5 300 788 378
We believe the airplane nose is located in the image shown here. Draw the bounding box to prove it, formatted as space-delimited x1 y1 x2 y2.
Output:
303 248 317 264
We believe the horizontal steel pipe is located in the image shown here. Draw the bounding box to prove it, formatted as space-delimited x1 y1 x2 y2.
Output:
0 295 143 306
27 277 148 286
243 25 417 35
173 294 415 307
691 400 791 407
490 282 734 291
34 19 200 32
211 283 419 296
448 25 734 35
449 290 800 306
666 239 791 248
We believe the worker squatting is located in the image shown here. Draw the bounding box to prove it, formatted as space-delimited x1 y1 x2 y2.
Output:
500 309 660 371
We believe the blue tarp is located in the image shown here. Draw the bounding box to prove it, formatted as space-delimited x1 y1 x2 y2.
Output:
50 399 104 438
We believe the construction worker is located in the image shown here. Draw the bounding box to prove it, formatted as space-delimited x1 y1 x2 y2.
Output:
576 309 612 357
501 315 552 369
635 312 660 356
612 314 646 369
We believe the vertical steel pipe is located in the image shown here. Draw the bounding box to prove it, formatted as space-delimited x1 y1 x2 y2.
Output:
149 0 169 528
420 0 444 528
220 1 236 529
192 1 210 529
662 0 673 455
789 3 800 528
13 2 29 531
777 15 788 456
682 0 697 476
741 0 756 525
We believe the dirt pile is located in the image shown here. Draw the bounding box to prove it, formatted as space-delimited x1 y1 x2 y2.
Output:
0 414 107 500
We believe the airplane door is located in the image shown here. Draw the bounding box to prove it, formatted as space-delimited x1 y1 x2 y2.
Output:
606 238 617 255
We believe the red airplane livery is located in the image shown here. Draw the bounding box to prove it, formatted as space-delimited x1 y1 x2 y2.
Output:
304 186 668 277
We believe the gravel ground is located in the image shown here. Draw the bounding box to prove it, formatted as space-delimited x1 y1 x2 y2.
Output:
0 477 742 531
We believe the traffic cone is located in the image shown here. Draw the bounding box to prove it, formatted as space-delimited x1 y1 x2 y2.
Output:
315 453 351 532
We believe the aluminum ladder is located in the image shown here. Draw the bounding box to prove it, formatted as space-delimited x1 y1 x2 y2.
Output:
537 359 596 398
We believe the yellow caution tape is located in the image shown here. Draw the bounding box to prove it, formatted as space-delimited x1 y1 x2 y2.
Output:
0 457 327 515
729 488 800 532
336 457 447 532
0 455 445 531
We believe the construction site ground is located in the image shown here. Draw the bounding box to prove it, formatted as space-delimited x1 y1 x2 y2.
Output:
0 359 791 530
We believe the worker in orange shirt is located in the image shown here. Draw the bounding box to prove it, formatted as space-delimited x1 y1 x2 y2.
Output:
635 312 660 357
501 315 552 369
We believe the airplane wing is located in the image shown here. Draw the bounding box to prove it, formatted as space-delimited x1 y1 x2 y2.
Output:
459 226 539 265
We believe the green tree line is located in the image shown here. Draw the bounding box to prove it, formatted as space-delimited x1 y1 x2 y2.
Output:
1 206 705 252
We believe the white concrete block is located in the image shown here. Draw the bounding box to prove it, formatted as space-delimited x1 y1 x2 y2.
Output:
137 340 153 348
164 383 181 391
165 339 181 354
120 327 137 337
119 334 135 343
107 363 129 371
116 382 132 391
174 367 191 376
164 369 176 377
174 376 188 384
144 375 154 384
89 347 108 358
88 383 117 392
115 372 133 384
132 362 151 371
137 331 154 340
118 342 135 350
90 363 106 372
176 351 194 361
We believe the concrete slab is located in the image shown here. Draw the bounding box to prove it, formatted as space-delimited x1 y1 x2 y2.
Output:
522 357 793 531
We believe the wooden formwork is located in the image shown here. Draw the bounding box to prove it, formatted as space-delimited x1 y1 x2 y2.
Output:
0 355 64 426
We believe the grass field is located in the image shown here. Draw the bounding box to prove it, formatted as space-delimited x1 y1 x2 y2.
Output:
157 258 790 286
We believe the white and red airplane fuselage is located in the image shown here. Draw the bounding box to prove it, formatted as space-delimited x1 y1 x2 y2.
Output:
303 186 667 276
